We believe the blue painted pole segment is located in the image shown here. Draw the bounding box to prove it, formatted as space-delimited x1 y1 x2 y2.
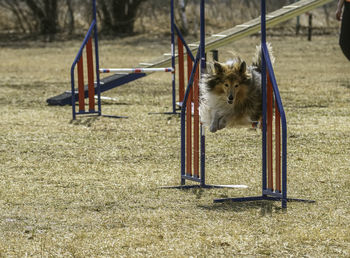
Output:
71 69 76 120
93 0 101 116
173 24 195 62
200 126 205 186
199 0 206 186
261 0 267 194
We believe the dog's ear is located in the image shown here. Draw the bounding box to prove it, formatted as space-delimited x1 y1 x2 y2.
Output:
214 61 224 74
239 61 246 74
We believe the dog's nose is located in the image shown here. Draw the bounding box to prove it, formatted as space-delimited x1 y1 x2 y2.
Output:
228 95 233 100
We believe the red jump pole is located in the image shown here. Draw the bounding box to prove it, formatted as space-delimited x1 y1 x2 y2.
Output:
267 72 274 191
77 56 85 112
193 65 200 178
275 99 281 192
178 36 185 103
86 37 95 112
186 54 193 177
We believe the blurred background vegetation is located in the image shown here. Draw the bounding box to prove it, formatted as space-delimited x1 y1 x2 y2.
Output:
0 0 339 41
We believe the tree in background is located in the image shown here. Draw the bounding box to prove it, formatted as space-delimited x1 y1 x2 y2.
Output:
0 0 34 33
0 0 340 39
65 0 74 35
98 0 146 35
0 0 58 40
25 0 58 40
0 0 147 37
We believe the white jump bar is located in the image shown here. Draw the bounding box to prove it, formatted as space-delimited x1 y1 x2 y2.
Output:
100 67 174 73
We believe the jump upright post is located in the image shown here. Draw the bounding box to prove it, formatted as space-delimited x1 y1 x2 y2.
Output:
169 0 247 189
70 0 175 120
71 0 101 120
170 0 205 186
213 0 314 208
173 0 314 208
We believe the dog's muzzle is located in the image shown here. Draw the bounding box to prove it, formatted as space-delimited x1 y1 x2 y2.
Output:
227 95 234 104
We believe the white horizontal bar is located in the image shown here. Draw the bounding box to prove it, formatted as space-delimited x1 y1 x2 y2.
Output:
283 5 299 8
95 96 118 101
99 67 174 74
138 62 154 66
212 34 227 37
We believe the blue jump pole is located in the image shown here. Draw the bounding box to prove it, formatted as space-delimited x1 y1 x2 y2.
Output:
261 0 268 197
199 0 206 186
93 0 102 116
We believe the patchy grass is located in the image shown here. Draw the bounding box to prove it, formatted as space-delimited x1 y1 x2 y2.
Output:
0 33 349 257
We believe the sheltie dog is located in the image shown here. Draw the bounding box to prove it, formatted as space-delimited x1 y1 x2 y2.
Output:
199 43 274 133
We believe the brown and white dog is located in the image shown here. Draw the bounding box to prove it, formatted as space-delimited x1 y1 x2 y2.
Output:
199 44 274 132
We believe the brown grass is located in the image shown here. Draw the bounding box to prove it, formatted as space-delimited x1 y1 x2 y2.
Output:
0 31 350 256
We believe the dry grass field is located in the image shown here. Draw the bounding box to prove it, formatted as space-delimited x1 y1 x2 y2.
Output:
0 30 350 256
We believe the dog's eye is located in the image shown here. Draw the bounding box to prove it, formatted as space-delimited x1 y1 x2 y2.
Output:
235 84 239 88
224 84 229 87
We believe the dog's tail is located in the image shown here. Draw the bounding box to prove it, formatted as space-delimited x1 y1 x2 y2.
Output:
251 42 275 72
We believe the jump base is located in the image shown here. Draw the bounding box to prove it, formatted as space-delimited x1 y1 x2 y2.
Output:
214 195 315 209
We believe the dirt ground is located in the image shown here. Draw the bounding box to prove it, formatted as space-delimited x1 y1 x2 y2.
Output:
0 31 349 256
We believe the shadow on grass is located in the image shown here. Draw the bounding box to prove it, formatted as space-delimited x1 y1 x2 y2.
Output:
70 116 99 127
198 200 284 215
69 114 128 126
340 79 350 89
166 187 285 214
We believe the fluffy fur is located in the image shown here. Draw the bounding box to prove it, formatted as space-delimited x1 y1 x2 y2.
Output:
199 43 274 133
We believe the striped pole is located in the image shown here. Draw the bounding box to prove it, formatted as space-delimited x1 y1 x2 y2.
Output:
99 68 174 74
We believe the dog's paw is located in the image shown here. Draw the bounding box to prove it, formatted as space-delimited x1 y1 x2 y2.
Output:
209 123 218 133
209 116 226 133
217 116 227 130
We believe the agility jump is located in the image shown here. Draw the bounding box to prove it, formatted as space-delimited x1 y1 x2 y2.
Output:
69 0 175 120
70 5 101 120
174 0 316 208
